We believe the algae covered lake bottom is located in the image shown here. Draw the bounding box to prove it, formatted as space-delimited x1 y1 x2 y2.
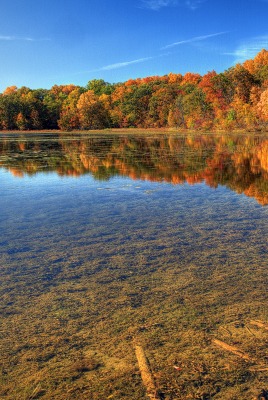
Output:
0 132 268 399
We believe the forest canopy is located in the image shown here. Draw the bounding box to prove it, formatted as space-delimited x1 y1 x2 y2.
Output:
0 49 268 131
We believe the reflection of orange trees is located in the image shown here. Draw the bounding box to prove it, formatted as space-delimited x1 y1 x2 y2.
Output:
256 140 268 172
185 174 204 185
1 135 268 205
58 135 268 204
244 183 268 206
9 168 24 178
18 142 26 151
79 154 100 172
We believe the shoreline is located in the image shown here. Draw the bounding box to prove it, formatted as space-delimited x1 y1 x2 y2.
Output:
0 127 268 136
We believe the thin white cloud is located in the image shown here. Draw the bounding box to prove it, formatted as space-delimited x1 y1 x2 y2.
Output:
0 35 50 42
99 57 153 71
0 35 33 41
162 31 228 49
223 36 268 63
140 0 206 10
141 0 178 10
185 0 207 10
70 55 165 77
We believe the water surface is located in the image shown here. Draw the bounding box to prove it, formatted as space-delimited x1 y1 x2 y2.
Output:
0 132 267 400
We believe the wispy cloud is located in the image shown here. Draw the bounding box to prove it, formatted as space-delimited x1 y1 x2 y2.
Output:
0 35 33 41
224 35 268 62
71 56 157 77
140 0 178 10
185 0 207 10
0 35 50 42
99 57 153 71
162 31 228 50
140 0 206 10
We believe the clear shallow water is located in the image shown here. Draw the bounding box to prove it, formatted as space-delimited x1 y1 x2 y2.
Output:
0 133 268 400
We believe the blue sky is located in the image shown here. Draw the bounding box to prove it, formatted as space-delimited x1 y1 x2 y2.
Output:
0 0 268 92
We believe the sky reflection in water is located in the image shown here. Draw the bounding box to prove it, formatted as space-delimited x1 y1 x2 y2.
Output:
0 133 268 399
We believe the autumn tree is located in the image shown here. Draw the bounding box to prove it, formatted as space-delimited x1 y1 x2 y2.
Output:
257 88 268 123
244 49 268 83
43 85 76 129
77 90 111 129
16 112 27 130
225 64 256 103
117 84 152 127
0 48 267 131
87 79 114 96
181 87 213 129
149 86 177 127
0 87 20 129
58 87 83 130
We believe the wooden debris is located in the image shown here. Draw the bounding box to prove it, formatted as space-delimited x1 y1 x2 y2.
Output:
212 339 251 361
250 320 268 331
249 366 268 372
245 325 256 336
134 345 161 400
219 326 232 336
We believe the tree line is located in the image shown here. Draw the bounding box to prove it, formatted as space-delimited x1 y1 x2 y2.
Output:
0 49 268 131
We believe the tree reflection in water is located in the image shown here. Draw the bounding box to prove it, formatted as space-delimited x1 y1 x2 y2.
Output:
0 132 267 205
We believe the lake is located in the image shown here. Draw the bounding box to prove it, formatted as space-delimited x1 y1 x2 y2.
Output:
0 132 267 400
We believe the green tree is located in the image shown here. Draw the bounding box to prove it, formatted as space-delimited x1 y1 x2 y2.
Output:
86 79 114 96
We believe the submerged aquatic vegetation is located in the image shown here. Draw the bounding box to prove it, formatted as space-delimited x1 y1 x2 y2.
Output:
0 132 267 399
